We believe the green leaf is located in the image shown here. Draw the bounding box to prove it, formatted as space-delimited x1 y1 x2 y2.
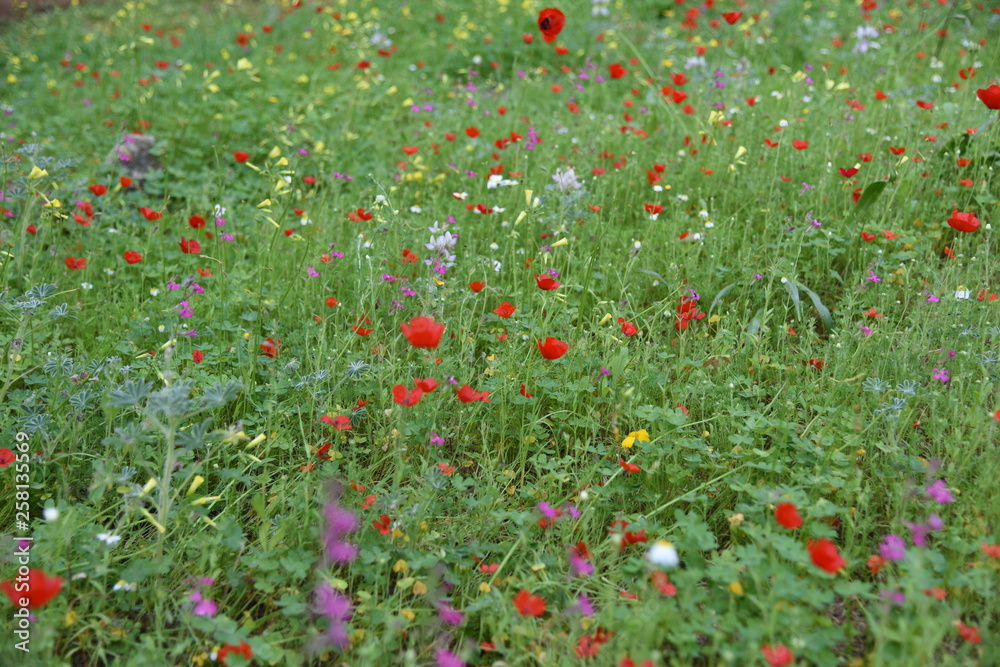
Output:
708 283 739 316
782 280 802 320
798 283 835 333
853 180 888 219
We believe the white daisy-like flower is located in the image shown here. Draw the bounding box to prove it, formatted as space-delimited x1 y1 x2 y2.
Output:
43 507 59 522
96 533 122 547
646 540 680 568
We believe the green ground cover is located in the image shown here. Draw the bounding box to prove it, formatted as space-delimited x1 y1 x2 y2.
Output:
0 0 999 664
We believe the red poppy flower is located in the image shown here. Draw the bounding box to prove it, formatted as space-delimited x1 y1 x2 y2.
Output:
976 84 1000 110
1 569 63 609
321 414 351 430
351 325 373 336
608 63 627 79
188 214 206 229
775 502 803 529
259 337 282 358
875 89 888 100
123 251 143 264
916 100 934 110
644 203 663 216
537 8 565 44
196 267 213 277
494 302 516 318
791 140 809 150
217 641 252 666
26 224 37 234
393 384 425 407
619 458 641 473
179 237 201 254
64 256 87 270
537 337 568 359
89 184 107 196
401 316 444 349
808 538 846 574
348 208 373 222
465 127 480 138
456 384 490 403
192 350 204 364
233 151 250 163
535 274 561 290
469 281 485 292
140 207 162 221
402 146 419 155
513 589 547 617
619 319 638 337
889 146 906 155
761 644 794 667
721 11 743 24
520 384 532 398
947 209 980 233
414 377 438 393
839 167 859 178
373 514 391 535
867 555 886 575
325 296 339 307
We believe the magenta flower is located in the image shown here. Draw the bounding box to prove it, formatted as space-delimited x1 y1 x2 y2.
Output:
314 582 352 649
926 480 954 504
322 483 359 563
879 534 907 562
436 601 464 626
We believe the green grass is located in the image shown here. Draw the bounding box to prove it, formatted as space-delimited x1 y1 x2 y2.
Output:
0 0 999 665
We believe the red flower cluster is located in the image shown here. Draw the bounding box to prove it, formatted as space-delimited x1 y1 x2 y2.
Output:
675 296 705 331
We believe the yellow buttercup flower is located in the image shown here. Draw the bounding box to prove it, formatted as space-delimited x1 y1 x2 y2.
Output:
622 429 650 449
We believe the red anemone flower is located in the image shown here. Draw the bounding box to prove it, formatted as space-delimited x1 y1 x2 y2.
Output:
400 316 444 349
537 8 565 43
259 337 282 358
64 256 87 270
123 251 143 264
537 337 568 359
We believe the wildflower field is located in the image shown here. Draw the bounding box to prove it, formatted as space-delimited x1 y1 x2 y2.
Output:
1 0 999 664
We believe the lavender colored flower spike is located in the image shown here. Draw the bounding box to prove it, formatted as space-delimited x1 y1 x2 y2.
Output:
322 481 360 563
314 582 353 649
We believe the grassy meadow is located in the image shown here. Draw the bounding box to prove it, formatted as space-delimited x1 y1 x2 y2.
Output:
1 0 999 664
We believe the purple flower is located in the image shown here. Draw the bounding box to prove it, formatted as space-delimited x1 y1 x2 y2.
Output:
314 582 352 649
577 594 595 617
879 589 905 606
879 534 907 562
927 513 944 531
570 554 594 577
926 480 954 504
190 591 218 617
435 649 465 667
322 484 359 563
538 502 558 519
436 601 464 626
931 368 949 383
